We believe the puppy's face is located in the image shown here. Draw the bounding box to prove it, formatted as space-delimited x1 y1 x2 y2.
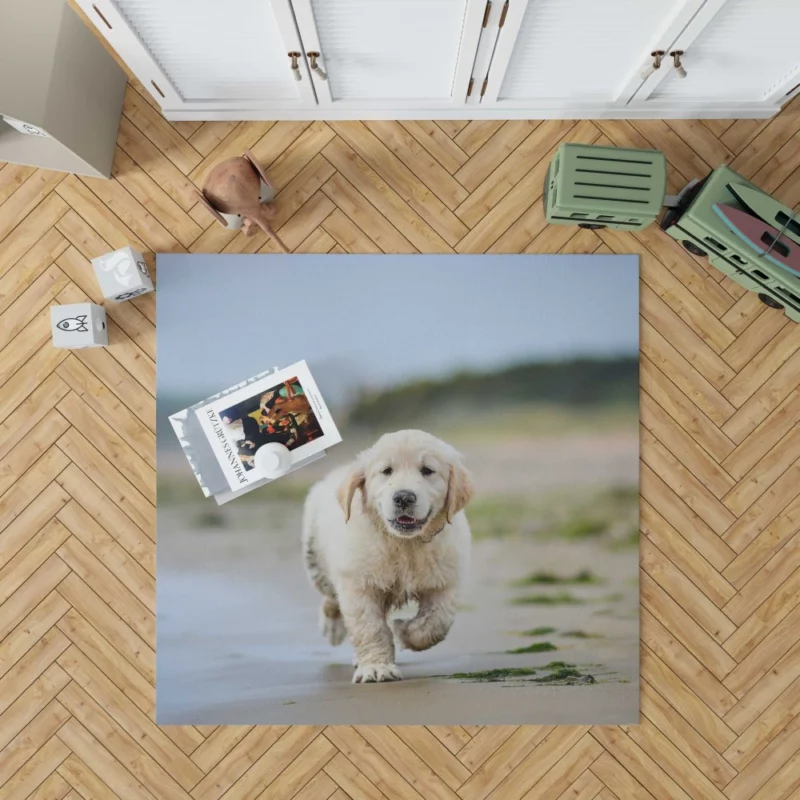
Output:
338 430 474 540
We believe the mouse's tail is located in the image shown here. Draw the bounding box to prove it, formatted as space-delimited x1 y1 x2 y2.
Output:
255 215 290 253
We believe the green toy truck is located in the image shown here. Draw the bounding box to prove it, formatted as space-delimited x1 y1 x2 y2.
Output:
659 165 800 323
544 142 800 323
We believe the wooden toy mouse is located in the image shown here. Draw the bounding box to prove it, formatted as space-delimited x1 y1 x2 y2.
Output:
196 149 290 253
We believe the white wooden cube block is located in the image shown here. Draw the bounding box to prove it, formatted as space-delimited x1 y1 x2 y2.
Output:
91 246 154 302
51 303 108 349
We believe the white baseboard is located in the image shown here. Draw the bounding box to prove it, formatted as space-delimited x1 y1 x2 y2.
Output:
163 104 779 122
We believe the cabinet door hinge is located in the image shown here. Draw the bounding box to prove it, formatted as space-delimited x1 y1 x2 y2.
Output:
480 77 488 97
499 0 509 27
467 77 475 97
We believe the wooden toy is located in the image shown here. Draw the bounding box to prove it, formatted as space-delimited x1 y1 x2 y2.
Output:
713 204 800 276
543 143 667 231
50 302 107 348
196 149 289 253
92 246 154 301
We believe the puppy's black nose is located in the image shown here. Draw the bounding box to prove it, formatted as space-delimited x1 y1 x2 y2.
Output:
393 490 417 508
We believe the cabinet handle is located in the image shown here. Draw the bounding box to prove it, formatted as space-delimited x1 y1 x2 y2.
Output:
640 50 665 80
307 52 328 81
670 50 687 79
288 52 302 81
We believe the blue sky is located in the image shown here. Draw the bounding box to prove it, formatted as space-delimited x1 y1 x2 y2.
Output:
156 254 638 408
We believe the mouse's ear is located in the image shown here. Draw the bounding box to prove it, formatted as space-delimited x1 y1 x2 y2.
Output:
196 190 228 227
243 149 273 192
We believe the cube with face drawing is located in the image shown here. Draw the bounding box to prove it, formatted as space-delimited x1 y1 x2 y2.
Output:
92 246 154 302
50 302 108 349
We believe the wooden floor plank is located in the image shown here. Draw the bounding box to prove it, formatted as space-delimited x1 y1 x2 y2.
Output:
323 135 454 252
57 681 194 800
723 537 800 626
641 502 735 610
122 86 202 176
0 163 37 207
454 119 576 229
639 679 737 790
400 121 469 174
363 120 469 210
1 74 799 800
454 121 537 192
255 122 325 185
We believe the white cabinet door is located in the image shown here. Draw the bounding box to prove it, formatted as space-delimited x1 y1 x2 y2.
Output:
289 0 486 108
480 0 707 110
632 0 800 110
75 0 316 112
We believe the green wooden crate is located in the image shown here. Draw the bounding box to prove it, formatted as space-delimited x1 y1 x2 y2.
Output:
544 143 667 231
661 164 800 323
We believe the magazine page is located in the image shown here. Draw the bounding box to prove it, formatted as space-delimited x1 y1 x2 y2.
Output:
194 360 342 492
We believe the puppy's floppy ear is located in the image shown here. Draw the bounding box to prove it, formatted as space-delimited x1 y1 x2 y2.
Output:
445 460 474 524
337 465 366 523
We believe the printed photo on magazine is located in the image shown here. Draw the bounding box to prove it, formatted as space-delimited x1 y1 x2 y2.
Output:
194 360 342 491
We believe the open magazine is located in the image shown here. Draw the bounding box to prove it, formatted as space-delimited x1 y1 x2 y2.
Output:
169 360 341 504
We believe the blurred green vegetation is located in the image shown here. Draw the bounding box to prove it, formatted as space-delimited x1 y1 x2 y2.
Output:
469 484 639 548
159 476 313 506
344 356 637 430
533 668 586 683
511 592 584 605
505 641 557 654
192 510 226 528
160 476 639 551
511 569 601 587
562 630 603 639
158 355 638 445
559 517 608 539
609 526 642 550
445 667 538 681
520 626 556 637
442 661 597 685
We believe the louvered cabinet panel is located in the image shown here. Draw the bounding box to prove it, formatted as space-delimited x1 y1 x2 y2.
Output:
648 0 800 104
119 0 298 100
75 0 796 117
75 0 314 110
291 0 484 106
494 0 688 102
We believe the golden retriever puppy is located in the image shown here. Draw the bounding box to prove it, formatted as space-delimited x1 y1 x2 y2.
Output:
301 430 474 683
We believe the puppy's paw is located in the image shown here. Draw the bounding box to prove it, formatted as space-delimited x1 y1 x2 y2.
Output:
393 617 448 652
320 609 347 646
352 662 402 683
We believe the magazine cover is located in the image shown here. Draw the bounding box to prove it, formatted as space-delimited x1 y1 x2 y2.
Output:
194 360 342 492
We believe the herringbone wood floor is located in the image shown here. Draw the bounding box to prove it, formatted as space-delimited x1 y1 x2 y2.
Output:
2 72 800 799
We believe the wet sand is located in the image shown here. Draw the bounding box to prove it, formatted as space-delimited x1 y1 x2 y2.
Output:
157 475 639 724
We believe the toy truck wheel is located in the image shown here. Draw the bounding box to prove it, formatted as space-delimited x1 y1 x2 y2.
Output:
578 223 606 230
758 293 784 310
682 240 707 257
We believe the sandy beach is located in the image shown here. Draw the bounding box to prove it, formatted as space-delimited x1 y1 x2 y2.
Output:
157 430 640 725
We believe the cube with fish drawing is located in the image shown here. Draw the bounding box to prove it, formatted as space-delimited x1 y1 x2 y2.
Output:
91 246 154 302
50 302 108 349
